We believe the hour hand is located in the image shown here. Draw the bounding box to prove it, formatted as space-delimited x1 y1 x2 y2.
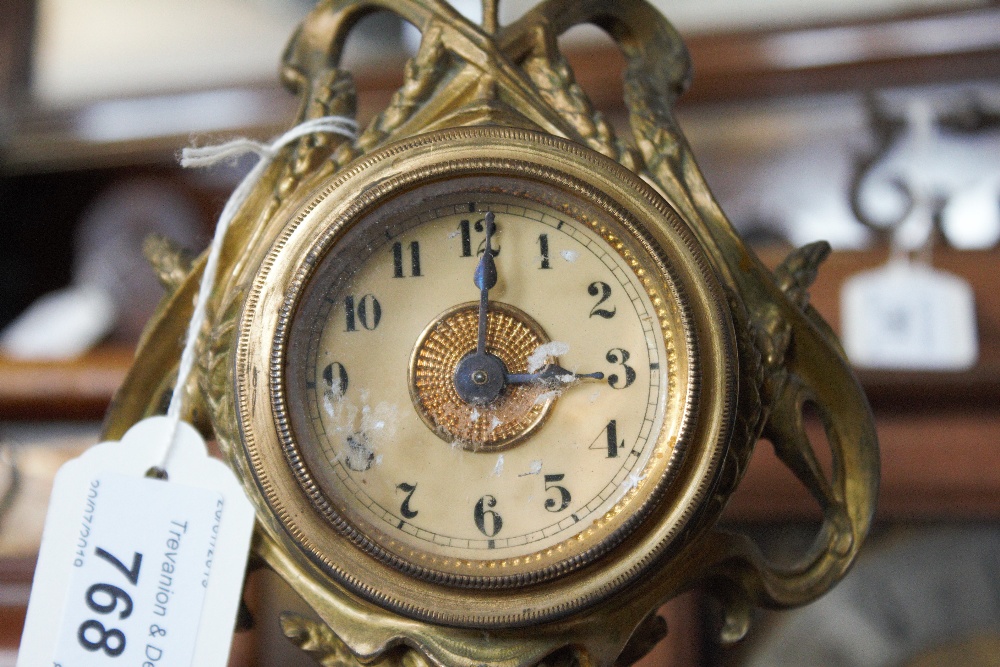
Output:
506 364 604 387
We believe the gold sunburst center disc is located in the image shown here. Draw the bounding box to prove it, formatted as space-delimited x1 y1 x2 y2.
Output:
408 302 557 452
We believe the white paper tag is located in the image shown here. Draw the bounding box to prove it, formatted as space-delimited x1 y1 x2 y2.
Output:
841 261 978 370
17 416 255 667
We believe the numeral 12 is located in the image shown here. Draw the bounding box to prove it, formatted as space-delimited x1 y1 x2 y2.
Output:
458 218 501 257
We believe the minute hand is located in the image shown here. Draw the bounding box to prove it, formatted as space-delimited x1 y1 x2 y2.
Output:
507 364 605 386
473 211 497 356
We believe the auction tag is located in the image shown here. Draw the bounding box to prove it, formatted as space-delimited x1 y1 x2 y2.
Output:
841 260 978 370
17 416 255 667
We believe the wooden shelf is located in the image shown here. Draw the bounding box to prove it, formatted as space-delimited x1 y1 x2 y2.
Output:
0 346 132 420
681 7 1000 104
6 7 1000 173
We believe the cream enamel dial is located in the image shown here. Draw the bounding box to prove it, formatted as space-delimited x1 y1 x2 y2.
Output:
239 128 733 626
286 185 676 571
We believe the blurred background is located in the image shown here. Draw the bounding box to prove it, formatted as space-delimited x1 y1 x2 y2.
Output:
1 0 999 665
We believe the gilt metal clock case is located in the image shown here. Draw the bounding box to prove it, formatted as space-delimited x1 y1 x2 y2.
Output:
105 0 879 664
236 126 734 627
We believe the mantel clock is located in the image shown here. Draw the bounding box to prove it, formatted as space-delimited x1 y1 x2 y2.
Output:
105 1 879 664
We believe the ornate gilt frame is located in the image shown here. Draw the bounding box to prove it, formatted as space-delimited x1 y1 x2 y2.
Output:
104 1 879 664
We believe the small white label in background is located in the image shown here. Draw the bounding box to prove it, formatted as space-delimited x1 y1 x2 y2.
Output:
841 261 978 370
17 417 255 667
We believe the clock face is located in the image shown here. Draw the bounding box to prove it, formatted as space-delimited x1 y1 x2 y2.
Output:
237 128 733 625
284 177 680 578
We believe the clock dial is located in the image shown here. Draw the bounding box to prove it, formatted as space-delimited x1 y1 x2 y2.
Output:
238 128 734 625
285 182 679 577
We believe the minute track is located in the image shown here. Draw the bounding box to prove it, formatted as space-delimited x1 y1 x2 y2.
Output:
289 188 670 562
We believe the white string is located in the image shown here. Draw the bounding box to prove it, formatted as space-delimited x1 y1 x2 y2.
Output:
154 116 358 471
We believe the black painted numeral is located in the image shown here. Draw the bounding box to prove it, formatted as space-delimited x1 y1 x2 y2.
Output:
322 362 349 396
474 495 503 537
538 234 551 269
543 474 571 512
397 482 419 519
345 294 381 331
590 420 624 458
588 281 616 319
606 348 636 389
458 218 501 258
392 241 422 278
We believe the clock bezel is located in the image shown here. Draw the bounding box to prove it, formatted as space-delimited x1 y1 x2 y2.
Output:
235 126 736 628
281 174 685 582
